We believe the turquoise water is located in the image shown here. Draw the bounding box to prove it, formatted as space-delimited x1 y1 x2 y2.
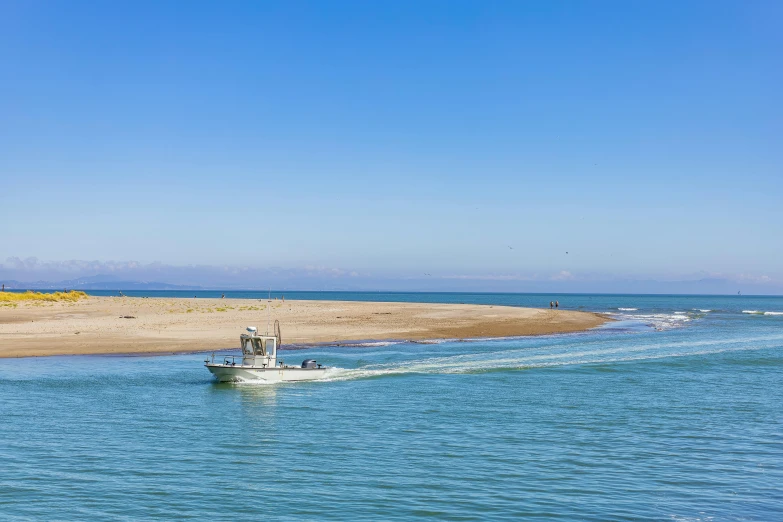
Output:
1 293 782 520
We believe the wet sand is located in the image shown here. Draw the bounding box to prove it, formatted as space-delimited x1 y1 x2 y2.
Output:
0 297 609 357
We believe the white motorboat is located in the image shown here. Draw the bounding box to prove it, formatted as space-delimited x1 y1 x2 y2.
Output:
205 321 329 383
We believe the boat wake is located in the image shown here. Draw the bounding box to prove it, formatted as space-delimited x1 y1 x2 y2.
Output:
320 333 783 382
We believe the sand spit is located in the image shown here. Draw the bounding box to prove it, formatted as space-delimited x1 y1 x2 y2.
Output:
0 297 609 358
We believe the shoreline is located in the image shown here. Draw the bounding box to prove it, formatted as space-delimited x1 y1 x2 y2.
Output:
0 296 610 358
0 331 607 360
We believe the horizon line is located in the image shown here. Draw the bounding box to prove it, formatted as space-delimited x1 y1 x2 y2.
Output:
2 288 779 298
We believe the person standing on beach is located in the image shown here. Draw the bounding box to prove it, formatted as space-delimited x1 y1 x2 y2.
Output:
550 301 554 309
555 301 559 309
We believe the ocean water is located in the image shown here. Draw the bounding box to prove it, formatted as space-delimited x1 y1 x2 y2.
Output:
1 293 781 520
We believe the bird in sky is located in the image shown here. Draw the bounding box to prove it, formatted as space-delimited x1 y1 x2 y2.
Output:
508 246 513 250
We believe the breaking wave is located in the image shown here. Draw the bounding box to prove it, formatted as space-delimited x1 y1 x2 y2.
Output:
606 311 693 331
743 310 783 316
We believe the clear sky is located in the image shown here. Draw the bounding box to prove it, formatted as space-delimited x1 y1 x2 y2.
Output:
1 1 781 290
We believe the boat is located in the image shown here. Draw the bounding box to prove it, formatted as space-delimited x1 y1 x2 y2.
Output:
205 320 330 383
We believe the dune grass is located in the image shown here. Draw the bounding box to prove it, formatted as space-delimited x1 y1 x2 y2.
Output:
0 290 89 303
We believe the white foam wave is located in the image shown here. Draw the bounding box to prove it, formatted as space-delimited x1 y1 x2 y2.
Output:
693 309 712 313
742 310 763 315
617 308 637 311
674 311 687 315
607 311 692 331
335 341 402 348
764 311 783 316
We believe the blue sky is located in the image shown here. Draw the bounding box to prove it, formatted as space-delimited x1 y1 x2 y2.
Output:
1 1 781 291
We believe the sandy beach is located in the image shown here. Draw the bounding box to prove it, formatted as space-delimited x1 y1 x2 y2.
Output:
0 296 609 358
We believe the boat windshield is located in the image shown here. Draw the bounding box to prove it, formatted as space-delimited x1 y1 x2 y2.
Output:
241 337 265 356
241 336 275 357
251 338 266 356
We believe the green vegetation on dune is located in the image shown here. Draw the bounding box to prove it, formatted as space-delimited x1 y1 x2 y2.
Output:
0 290 89 303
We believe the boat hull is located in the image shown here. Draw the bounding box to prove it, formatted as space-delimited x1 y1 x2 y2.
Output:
206 364 329 383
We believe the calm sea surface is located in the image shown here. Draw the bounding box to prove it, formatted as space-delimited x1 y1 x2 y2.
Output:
1 293 781 520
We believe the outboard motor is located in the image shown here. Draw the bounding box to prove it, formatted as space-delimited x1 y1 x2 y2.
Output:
301 359 317 369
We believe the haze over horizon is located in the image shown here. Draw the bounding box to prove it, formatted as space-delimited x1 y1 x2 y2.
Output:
2 1 781 292
1 256 780 295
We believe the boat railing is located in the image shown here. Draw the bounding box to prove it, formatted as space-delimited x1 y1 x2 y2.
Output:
206 353 242 366
205 352 281 367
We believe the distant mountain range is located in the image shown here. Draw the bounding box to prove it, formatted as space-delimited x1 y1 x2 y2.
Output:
0 275 203 291
0 273 781 295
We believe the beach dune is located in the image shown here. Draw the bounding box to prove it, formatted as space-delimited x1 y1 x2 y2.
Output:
0 297 608 358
